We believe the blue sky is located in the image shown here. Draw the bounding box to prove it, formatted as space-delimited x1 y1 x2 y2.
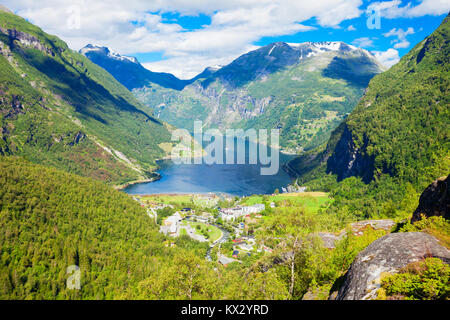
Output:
3 0 449 78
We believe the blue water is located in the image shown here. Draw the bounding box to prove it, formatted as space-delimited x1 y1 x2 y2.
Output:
123 137 295 196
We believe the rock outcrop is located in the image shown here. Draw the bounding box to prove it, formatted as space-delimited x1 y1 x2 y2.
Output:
349 219 396 235
316 219 395 249
335 232 450 300
0 27 56 56
316 232 346 249
411 175 449 223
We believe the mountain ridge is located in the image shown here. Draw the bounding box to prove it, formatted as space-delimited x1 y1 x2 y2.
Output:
80 44 193 91
128 39 384 152
0 9 172 185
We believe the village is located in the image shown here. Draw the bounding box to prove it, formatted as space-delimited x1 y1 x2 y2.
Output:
132 194 275 266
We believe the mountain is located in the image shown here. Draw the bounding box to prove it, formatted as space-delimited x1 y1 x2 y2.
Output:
190 65 222 82
131 41 384 152
0 10 172 185
80 44 192 91
288 13 450 219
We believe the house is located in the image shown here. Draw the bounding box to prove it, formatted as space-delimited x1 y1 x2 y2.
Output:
243 236 256 244
238 243 253 251
242 204 265 214
218 254 238 266
220 204 265 221
164 212 182 235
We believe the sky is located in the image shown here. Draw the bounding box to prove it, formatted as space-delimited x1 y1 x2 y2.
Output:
2 0 449 79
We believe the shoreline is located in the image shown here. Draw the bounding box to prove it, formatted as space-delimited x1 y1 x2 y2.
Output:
114 173 162 191
119 147 297 193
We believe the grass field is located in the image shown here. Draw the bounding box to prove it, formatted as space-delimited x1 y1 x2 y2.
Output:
181 221 223 242
140 194 221 207
241 192 331 213
141 194 196 205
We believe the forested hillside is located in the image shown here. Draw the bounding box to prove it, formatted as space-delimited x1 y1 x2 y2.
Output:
0 10 171 185
288 13 450 222
0 157 295 299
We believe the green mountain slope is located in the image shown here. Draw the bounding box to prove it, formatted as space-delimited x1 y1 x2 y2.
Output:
0 157 289 299
131 41 384 152
0 10 171 185
0 156 163 299
288 13 450 220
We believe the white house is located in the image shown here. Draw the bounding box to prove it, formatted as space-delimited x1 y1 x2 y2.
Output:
220 204 265 221
242 204 265 214
164 212 182 235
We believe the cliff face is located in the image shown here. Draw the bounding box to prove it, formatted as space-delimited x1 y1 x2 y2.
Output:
326 125 375 183
411 175 450 223
335 232 450 300
0 27 57 56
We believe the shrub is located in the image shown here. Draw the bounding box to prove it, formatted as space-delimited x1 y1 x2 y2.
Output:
378 258 450 300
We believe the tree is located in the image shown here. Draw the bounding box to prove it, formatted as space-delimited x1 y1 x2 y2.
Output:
256 207 318 299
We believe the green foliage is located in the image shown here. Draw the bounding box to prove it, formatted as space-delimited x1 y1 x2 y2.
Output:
379 258 450 300
254 203 387 299
0 157 167 299
398 216 450 248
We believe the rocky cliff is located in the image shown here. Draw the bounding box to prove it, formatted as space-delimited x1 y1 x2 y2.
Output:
335 232 450 300
411 175 450 223
326 125 375 183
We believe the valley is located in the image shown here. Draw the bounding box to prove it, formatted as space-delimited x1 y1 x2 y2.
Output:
0 5 448 302
85 41 384 153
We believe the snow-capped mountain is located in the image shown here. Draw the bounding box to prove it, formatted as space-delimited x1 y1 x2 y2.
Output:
80 44 139 64
80 44 191 91
195 41 384 89
132 40 385 152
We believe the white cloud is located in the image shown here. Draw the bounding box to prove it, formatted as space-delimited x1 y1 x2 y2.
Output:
383 27 415 49
4 0 445 78
352 37 374 48
370 0 450 19
346 25 356 31
407 0 450 17
372 48 400 68
2 0 368 78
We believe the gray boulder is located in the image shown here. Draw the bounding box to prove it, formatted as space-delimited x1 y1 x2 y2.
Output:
335 232 450 300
